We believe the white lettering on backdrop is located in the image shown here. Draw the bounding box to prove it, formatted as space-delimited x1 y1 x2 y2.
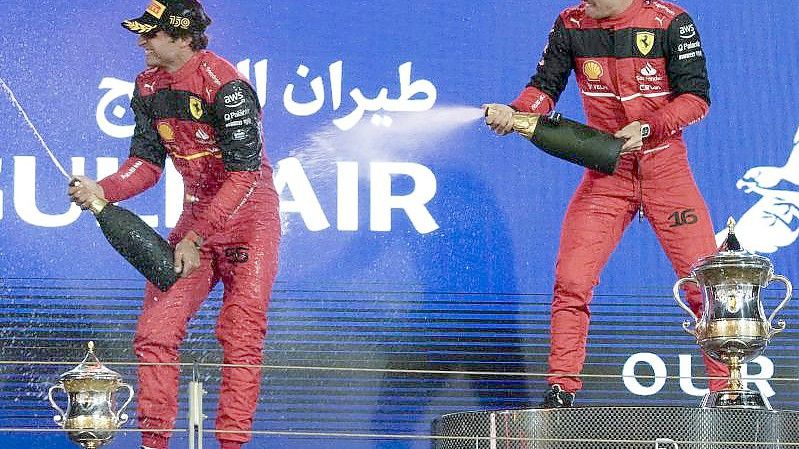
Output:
283 61 437 131
622 352 775 397
4 155 440 234
96 59 436 135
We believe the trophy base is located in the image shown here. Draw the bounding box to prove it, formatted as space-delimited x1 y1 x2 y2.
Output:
71 437 106 449
702 389 772 410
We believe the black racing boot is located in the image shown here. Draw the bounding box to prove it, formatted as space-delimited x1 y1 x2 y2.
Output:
539 384 575 408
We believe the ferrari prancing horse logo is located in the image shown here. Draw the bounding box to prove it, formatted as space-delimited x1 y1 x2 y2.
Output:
189 96 203 120
636 31 655 56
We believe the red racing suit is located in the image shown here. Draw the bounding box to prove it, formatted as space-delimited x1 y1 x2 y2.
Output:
510 0 728 393
98 50 279 447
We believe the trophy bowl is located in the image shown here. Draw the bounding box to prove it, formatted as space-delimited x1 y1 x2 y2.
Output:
48 342 133 449
673 219 792 409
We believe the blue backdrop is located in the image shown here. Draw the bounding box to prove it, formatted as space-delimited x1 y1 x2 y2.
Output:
1 1 798 448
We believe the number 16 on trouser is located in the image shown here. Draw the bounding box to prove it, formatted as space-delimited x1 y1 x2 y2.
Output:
546 144 729 394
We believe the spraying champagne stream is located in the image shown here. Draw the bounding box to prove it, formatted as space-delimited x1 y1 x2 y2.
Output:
0 78 71 180
1 76 178 291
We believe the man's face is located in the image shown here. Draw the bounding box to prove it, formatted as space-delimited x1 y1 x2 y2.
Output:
582 0 631 19
137 30 187 69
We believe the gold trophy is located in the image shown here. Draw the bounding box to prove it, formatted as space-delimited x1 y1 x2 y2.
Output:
673 218 793 409
484 105 623 175
48 342 134 448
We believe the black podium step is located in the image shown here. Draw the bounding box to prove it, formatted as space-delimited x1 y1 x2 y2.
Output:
432 407 799 448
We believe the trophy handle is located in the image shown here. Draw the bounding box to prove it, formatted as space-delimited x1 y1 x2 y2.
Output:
116 383 134 425
767 274 793 336
673 277 700 335
47 384 67 427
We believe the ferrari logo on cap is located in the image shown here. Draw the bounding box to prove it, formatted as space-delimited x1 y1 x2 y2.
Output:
189 96 204 120
636 31 655 56
146 0 166 19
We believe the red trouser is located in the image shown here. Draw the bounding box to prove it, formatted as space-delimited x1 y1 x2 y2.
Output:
134 199 280 448
547 145 729 393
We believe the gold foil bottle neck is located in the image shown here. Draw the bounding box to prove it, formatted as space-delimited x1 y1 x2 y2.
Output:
511 112 540 139
88 197 108 215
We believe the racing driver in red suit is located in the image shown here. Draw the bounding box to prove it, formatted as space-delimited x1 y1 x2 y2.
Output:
484 0 728 407
68 1 278 447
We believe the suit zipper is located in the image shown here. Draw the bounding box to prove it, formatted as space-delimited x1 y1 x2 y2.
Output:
633 156 644 223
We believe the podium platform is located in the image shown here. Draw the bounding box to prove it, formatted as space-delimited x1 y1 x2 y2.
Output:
432 407 799 448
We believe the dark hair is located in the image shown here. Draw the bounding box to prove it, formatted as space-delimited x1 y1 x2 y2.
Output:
189 31 209 51
162 28 209 50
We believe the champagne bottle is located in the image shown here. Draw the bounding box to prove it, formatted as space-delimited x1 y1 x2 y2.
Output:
488 107 623 175
87 197 178 292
